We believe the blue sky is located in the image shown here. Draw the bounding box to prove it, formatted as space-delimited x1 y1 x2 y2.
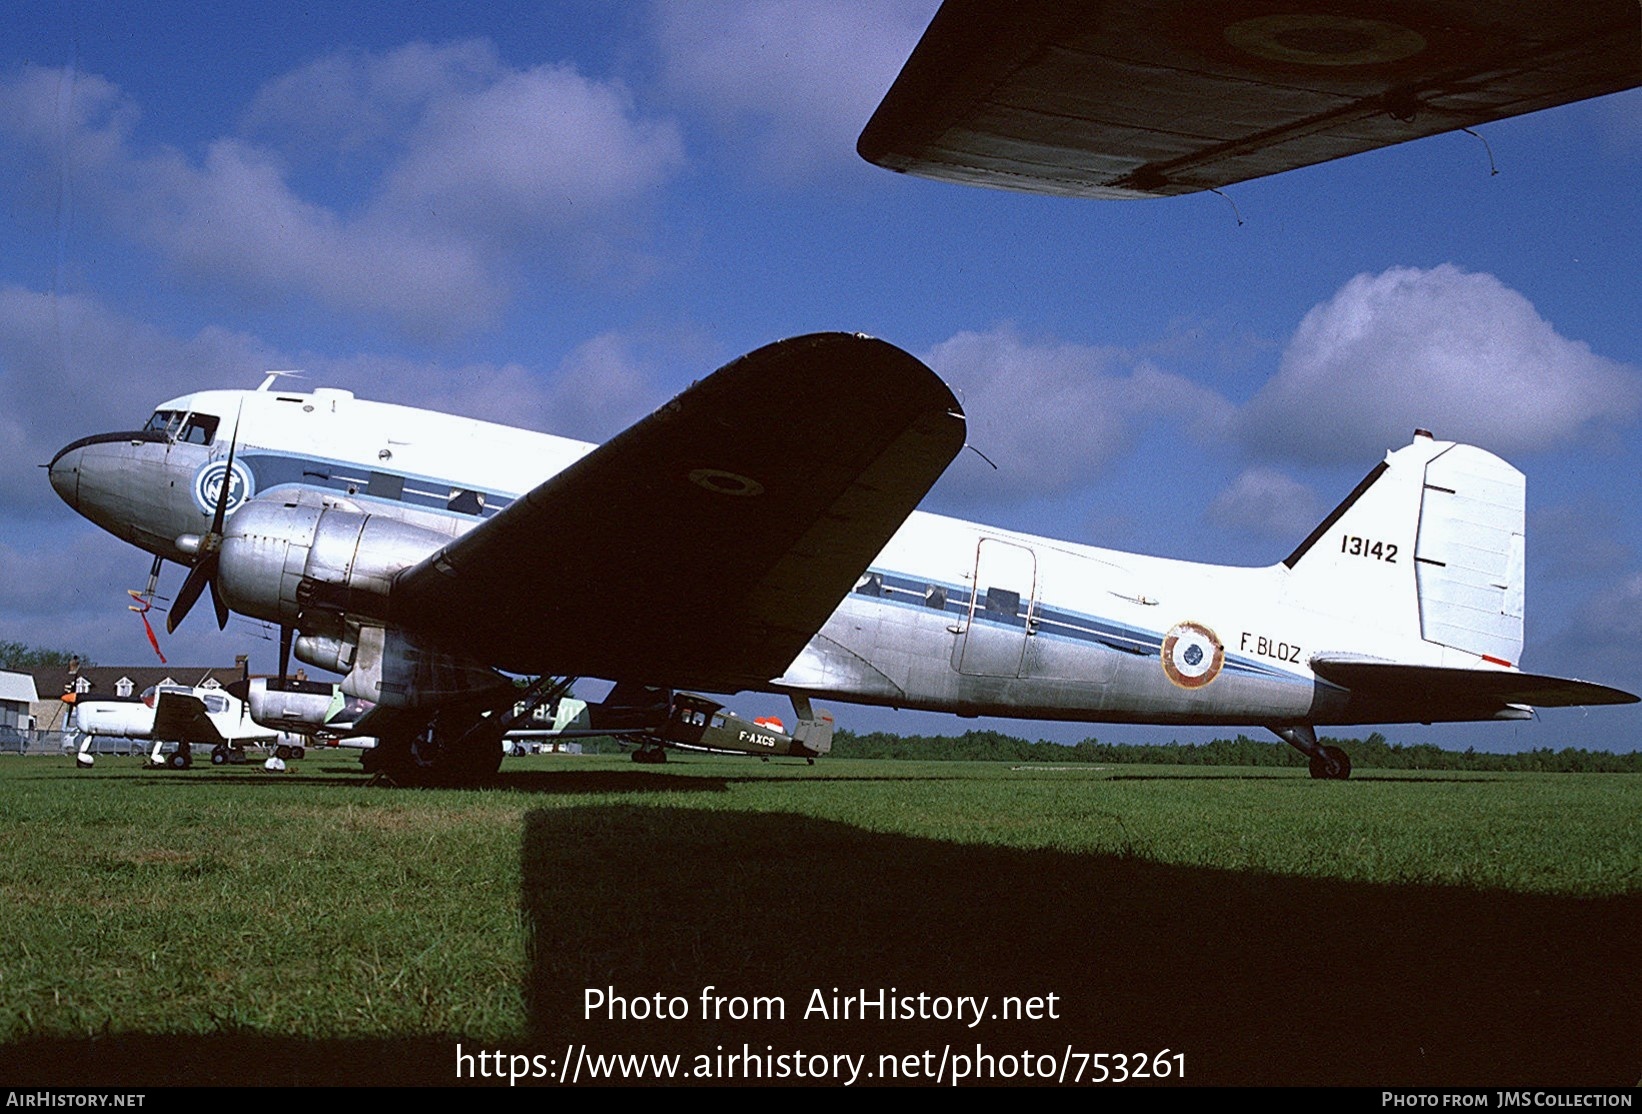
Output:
2 1 1639 751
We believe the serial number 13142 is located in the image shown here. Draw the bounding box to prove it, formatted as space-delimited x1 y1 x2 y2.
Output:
1341 535 1398 562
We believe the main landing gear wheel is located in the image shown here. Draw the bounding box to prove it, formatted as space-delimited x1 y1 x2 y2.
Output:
631 744 668 764
1308 745 1352 781
210 745 228 766
168 748 193 770
372 711 507 787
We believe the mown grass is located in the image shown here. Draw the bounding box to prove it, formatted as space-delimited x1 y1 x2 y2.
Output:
0 753 1637 1086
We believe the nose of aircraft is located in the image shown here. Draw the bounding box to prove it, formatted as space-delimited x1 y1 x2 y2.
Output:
47 441 83 510
45 430 200 558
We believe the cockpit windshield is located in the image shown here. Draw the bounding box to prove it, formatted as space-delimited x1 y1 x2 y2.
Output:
143 410 218 445
144 410 184 437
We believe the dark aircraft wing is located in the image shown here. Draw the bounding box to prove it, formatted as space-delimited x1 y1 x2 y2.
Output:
150 691 227 745
1311 655 1639 719
390 333 965 690
858 0 1642 199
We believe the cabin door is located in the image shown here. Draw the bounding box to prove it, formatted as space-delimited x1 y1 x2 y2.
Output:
953 538 1037 677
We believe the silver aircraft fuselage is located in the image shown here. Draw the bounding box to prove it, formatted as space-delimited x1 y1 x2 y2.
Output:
45 381 1559 732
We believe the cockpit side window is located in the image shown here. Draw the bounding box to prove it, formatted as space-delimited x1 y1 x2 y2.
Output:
179 414 219 445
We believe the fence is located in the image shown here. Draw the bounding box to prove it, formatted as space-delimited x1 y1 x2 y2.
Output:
0 728 148 756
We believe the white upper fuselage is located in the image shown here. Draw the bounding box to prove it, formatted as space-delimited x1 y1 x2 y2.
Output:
48 381 1513 730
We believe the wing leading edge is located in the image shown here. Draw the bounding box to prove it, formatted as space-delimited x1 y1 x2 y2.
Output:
391 333 966 690
859 0 1642 199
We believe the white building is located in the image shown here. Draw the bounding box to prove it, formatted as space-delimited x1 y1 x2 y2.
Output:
0 671 40 730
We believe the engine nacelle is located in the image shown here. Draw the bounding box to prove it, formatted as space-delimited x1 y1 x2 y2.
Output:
218 496 452 627
341 624 512 710
245 677 372 736
294 633 357 674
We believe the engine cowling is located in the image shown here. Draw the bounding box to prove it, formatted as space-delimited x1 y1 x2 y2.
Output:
245 677 371 734
218 495 452 627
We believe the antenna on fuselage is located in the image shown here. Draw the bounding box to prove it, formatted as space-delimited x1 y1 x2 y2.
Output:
256 370 306 392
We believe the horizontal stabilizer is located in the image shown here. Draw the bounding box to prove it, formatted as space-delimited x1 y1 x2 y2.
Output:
1311 655 1638 710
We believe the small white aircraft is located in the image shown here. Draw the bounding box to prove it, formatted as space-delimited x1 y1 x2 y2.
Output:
68 681 298 769
46 335 1635 783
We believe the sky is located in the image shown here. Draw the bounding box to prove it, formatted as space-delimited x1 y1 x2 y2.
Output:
2 1 1638 752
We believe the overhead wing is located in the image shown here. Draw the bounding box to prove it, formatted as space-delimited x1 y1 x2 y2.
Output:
390 333 965 690
1311 654 1638 720
859 0 1642 199
150 691 228 745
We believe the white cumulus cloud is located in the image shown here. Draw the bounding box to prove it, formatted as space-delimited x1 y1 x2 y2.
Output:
652 0 938 183
1237 265 1642 463
1206 467 1325 539
0 47 685 337
921 325 1233 502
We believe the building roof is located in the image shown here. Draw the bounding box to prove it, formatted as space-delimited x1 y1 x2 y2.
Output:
0 671 39 704
28 662 247 701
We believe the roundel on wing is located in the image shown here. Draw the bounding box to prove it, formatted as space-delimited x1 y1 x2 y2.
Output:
1222 14 1427 68
1161 621 1224 689
687 468 764 497
192 459 255 516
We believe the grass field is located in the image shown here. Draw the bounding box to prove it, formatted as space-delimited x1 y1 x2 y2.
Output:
1 752 1637 1086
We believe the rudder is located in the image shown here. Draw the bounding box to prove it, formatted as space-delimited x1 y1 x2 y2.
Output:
1283 433 1524 665
1412 443 1524 665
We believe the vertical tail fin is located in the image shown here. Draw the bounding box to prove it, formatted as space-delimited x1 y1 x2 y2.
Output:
1283 434 1524 665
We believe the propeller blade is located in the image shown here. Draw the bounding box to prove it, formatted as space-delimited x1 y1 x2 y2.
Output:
167 554 215 634
210 405 243 537
173 404 245 636
210 576 229 631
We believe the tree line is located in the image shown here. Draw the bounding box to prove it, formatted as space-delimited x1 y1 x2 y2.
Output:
0 643 89 671
828 729 1642 772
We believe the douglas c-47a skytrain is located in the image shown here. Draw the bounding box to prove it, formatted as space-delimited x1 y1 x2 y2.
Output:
47 334 1636 783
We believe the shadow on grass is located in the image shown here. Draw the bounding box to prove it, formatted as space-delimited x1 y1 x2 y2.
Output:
7 805 1637 1087
521 806 1640 1087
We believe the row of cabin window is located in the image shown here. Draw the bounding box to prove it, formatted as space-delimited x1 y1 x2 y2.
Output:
853 573 1021 616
